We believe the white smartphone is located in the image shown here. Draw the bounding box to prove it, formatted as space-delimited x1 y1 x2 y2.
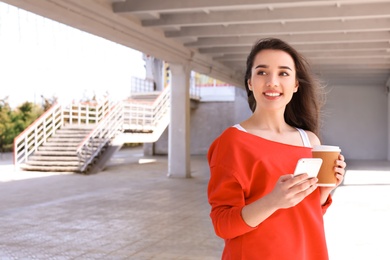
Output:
293 158 323 178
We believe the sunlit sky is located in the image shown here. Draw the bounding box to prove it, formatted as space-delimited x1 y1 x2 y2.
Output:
0 2 146 108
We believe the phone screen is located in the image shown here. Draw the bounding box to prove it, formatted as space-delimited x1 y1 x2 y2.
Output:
293 158 323 178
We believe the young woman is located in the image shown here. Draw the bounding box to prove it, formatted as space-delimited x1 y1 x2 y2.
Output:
207 38 346 259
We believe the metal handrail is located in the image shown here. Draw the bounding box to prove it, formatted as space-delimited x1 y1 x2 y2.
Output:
62 98 111 125
131 77 155 93
76 101 124 172
152 86 170 126
13 103 63 167
122 86 170 131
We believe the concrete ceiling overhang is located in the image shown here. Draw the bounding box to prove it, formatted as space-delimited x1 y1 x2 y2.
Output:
2 0 390 87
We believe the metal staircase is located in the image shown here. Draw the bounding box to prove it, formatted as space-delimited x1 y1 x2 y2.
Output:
13 84 171 174
21 125 95 172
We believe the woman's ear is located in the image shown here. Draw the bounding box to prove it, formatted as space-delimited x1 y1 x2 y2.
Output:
293 80 299 93
247 79 252 91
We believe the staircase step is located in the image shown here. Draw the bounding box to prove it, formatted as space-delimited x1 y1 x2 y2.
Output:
41 145 100 150
43 142 81 147
47 137 84 142
29 155 79 161
61 124 97 129
39 146 78 152
34 150 78 156
55 130 93 135
51 133 89 137
20 164 79 172
54 132 92 136
26 161 79 166
50 133 87 137
129 92 161 100
56 127 93 130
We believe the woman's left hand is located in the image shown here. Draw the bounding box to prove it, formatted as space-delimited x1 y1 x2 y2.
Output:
319 154 347 198
333 154 347 187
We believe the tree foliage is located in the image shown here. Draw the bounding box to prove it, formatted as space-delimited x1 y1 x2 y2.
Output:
0 97 44 152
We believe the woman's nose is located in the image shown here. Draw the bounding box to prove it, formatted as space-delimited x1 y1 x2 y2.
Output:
266 74 279 87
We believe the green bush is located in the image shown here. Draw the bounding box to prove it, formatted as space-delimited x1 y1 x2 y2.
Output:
0 98 44 153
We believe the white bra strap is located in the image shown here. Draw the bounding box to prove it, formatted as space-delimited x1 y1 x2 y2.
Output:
296 128 311 147
232 124 248 132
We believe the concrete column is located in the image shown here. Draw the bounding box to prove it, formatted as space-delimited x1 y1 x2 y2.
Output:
143 56 164 156
387 77 390 161
168 63 191 178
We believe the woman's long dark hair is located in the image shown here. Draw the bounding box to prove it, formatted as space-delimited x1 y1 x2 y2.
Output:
244 38 324 136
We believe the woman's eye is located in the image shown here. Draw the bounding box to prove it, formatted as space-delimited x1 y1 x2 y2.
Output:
257 71 266 75
280 72 289 76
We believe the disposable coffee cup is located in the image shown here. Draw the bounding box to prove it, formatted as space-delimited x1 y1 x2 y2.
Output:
312 145 341 187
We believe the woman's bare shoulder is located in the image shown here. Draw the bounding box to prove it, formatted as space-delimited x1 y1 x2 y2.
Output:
306 130 321 146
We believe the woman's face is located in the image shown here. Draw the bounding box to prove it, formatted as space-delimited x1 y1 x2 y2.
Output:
248 49 298 112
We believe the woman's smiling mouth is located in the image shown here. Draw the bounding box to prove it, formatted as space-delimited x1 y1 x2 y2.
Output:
264 92 282 97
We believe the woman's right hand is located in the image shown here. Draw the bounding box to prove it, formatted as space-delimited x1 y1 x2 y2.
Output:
242 174 318 227
268 174 318 209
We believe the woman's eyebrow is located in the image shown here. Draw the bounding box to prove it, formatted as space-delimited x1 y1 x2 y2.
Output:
279 66 292 71
254 64 292 71
254 64 268 69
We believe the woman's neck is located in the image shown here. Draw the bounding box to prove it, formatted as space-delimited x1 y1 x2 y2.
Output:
242 109 291 134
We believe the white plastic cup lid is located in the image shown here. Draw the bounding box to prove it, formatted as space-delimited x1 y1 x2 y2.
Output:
312 145 341 152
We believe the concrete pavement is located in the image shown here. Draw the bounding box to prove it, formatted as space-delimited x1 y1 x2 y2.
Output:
1 147 390 259
325 160 390 260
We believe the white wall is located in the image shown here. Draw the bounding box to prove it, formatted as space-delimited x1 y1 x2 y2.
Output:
152 88 252 155
321 84 388 160
190 88 252 154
